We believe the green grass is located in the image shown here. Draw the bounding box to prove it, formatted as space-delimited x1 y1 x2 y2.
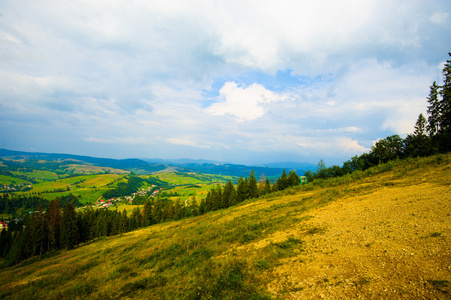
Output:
0 175 30 185
152 172 236 185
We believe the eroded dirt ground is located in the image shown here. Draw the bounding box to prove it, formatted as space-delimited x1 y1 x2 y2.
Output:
268 167 451 299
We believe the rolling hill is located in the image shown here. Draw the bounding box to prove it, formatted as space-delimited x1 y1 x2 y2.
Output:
0 149 312 178
0 154 450 299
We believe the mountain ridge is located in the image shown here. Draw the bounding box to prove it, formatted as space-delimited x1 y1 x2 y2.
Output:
0 148 315 177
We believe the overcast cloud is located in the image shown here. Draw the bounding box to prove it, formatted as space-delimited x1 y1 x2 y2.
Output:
1 0 450 165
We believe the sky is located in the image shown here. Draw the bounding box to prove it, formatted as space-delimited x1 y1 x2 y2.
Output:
1 0 450 166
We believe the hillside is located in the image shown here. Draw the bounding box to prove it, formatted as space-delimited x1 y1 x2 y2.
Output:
0 148 310 178
0 154 450 299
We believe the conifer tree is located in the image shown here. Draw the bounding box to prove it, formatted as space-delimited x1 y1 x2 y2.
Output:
29 203 47 256
277 169 288 190
152 200 163 223
119 209 128 234
427 81 441 136
174 199 183 220
287 170 301 187
214 185 223 210
236 177 248 203
60 203 78 250
166 201 175 220
46 198 61 251
248 170 258 199
264 178 271 194
405 113 430 157
142 199 153 226
199 198 206 215
223 180 236 208
0 227 12 257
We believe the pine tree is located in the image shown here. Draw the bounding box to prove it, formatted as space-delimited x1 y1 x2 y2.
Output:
277 170 288 190
46 198 61 251
152 200 163 223
199 198 206 215
223 180 236 208
287 170 301 187
236 177 248 203
119 209 128 234
264 178 271 194
166 201 175 220
248 170 258 199
31 203 48 256
440 53 451 133
427 81 441 136
83 206 96 241
174 199 183 220
60 203 78 250
405 113 430 157
142 200 153 226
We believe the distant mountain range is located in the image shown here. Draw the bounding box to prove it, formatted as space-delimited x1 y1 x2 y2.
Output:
0 149 316 178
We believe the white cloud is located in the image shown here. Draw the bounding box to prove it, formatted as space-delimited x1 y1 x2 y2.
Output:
166 137 210 149
296 136 370 156
429 12 449 25
84 136 150 144
0 0 450 163
207 82 288 122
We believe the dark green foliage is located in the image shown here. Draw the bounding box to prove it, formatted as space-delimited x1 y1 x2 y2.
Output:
60 203 78 250
287 170 301 187
46 198 61 250
223 181 237 208
277 169 289 190
102 175 144 199
236 176 249 203
248 170 259 199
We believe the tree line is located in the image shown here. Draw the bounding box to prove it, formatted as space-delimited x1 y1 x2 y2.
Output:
0 169 303 267
0 193 82 215
201 169 301 213
306 52 451 182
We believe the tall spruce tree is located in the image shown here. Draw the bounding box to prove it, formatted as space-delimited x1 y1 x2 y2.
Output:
223 180 236 208
119 209 128 234
440 53 451 133
46 198 61 251
427 81 441 136
60 203 78 250
277 170 288 190
236 177 248 203
287 170 301 187
248 170 258 199
405 113 430 157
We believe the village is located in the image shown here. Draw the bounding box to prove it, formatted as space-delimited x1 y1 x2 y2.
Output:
0 183 32 192
95 185 164 208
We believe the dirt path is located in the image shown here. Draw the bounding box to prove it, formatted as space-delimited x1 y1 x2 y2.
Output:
268 176 451 298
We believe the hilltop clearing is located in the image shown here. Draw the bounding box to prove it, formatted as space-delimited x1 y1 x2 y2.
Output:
0 154 450 299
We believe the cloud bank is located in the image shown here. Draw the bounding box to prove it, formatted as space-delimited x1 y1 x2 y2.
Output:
0 0 450 165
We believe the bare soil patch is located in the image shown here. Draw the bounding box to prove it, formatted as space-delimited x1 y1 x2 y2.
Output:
268 174 451 299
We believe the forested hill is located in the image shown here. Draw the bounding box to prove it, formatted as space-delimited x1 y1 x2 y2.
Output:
0 149 312 178
0 149 167 173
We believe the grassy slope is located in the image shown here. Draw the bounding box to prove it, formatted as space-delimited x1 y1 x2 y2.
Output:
1 154 450 299
19 174 122 204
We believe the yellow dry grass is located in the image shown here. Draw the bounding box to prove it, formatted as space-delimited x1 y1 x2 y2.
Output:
248 159 451 299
